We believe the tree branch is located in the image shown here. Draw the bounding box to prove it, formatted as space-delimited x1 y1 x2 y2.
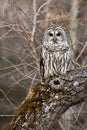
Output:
7 66 87 130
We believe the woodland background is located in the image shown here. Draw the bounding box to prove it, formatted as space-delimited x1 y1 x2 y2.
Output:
0 0 87 130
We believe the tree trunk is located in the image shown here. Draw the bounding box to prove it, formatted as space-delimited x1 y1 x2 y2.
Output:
7 66 87 130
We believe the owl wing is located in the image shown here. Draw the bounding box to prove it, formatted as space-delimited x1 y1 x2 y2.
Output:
40 54 44 80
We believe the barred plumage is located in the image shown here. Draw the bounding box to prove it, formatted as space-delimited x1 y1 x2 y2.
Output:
40 27 71 80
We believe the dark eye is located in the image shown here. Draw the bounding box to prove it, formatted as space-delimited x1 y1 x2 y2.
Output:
49 32 53 37
56 32 61 36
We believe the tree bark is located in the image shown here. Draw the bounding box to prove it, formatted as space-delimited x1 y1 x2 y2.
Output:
7 66 87 130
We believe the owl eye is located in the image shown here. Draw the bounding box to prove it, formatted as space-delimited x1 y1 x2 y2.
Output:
56 32 61 36
49 32 53 37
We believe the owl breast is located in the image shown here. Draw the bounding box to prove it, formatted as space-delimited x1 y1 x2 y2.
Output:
42 46 70 79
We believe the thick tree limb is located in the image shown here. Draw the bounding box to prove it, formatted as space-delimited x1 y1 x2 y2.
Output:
7 66 87 130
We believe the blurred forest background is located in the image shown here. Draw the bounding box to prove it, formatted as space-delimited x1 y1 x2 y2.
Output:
0 0 87 130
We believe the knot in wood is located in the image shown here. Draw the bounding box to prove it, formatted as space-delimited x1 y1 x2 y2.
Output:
49 78 65 90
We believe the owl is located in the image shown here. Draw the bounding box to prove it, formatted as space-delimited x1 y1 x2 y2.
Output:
40 26 71 80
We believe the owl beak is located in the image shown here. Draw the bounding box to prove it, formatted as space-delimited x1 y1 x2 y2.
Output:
53 37 57 43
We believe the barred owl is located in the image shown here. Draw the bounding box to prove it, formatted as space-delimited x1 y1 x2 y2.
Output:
40 26 71 80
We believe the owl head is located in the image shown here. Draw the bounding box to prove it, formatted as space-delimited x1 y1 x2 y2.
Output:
43 27 69 52
43 26 67 44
